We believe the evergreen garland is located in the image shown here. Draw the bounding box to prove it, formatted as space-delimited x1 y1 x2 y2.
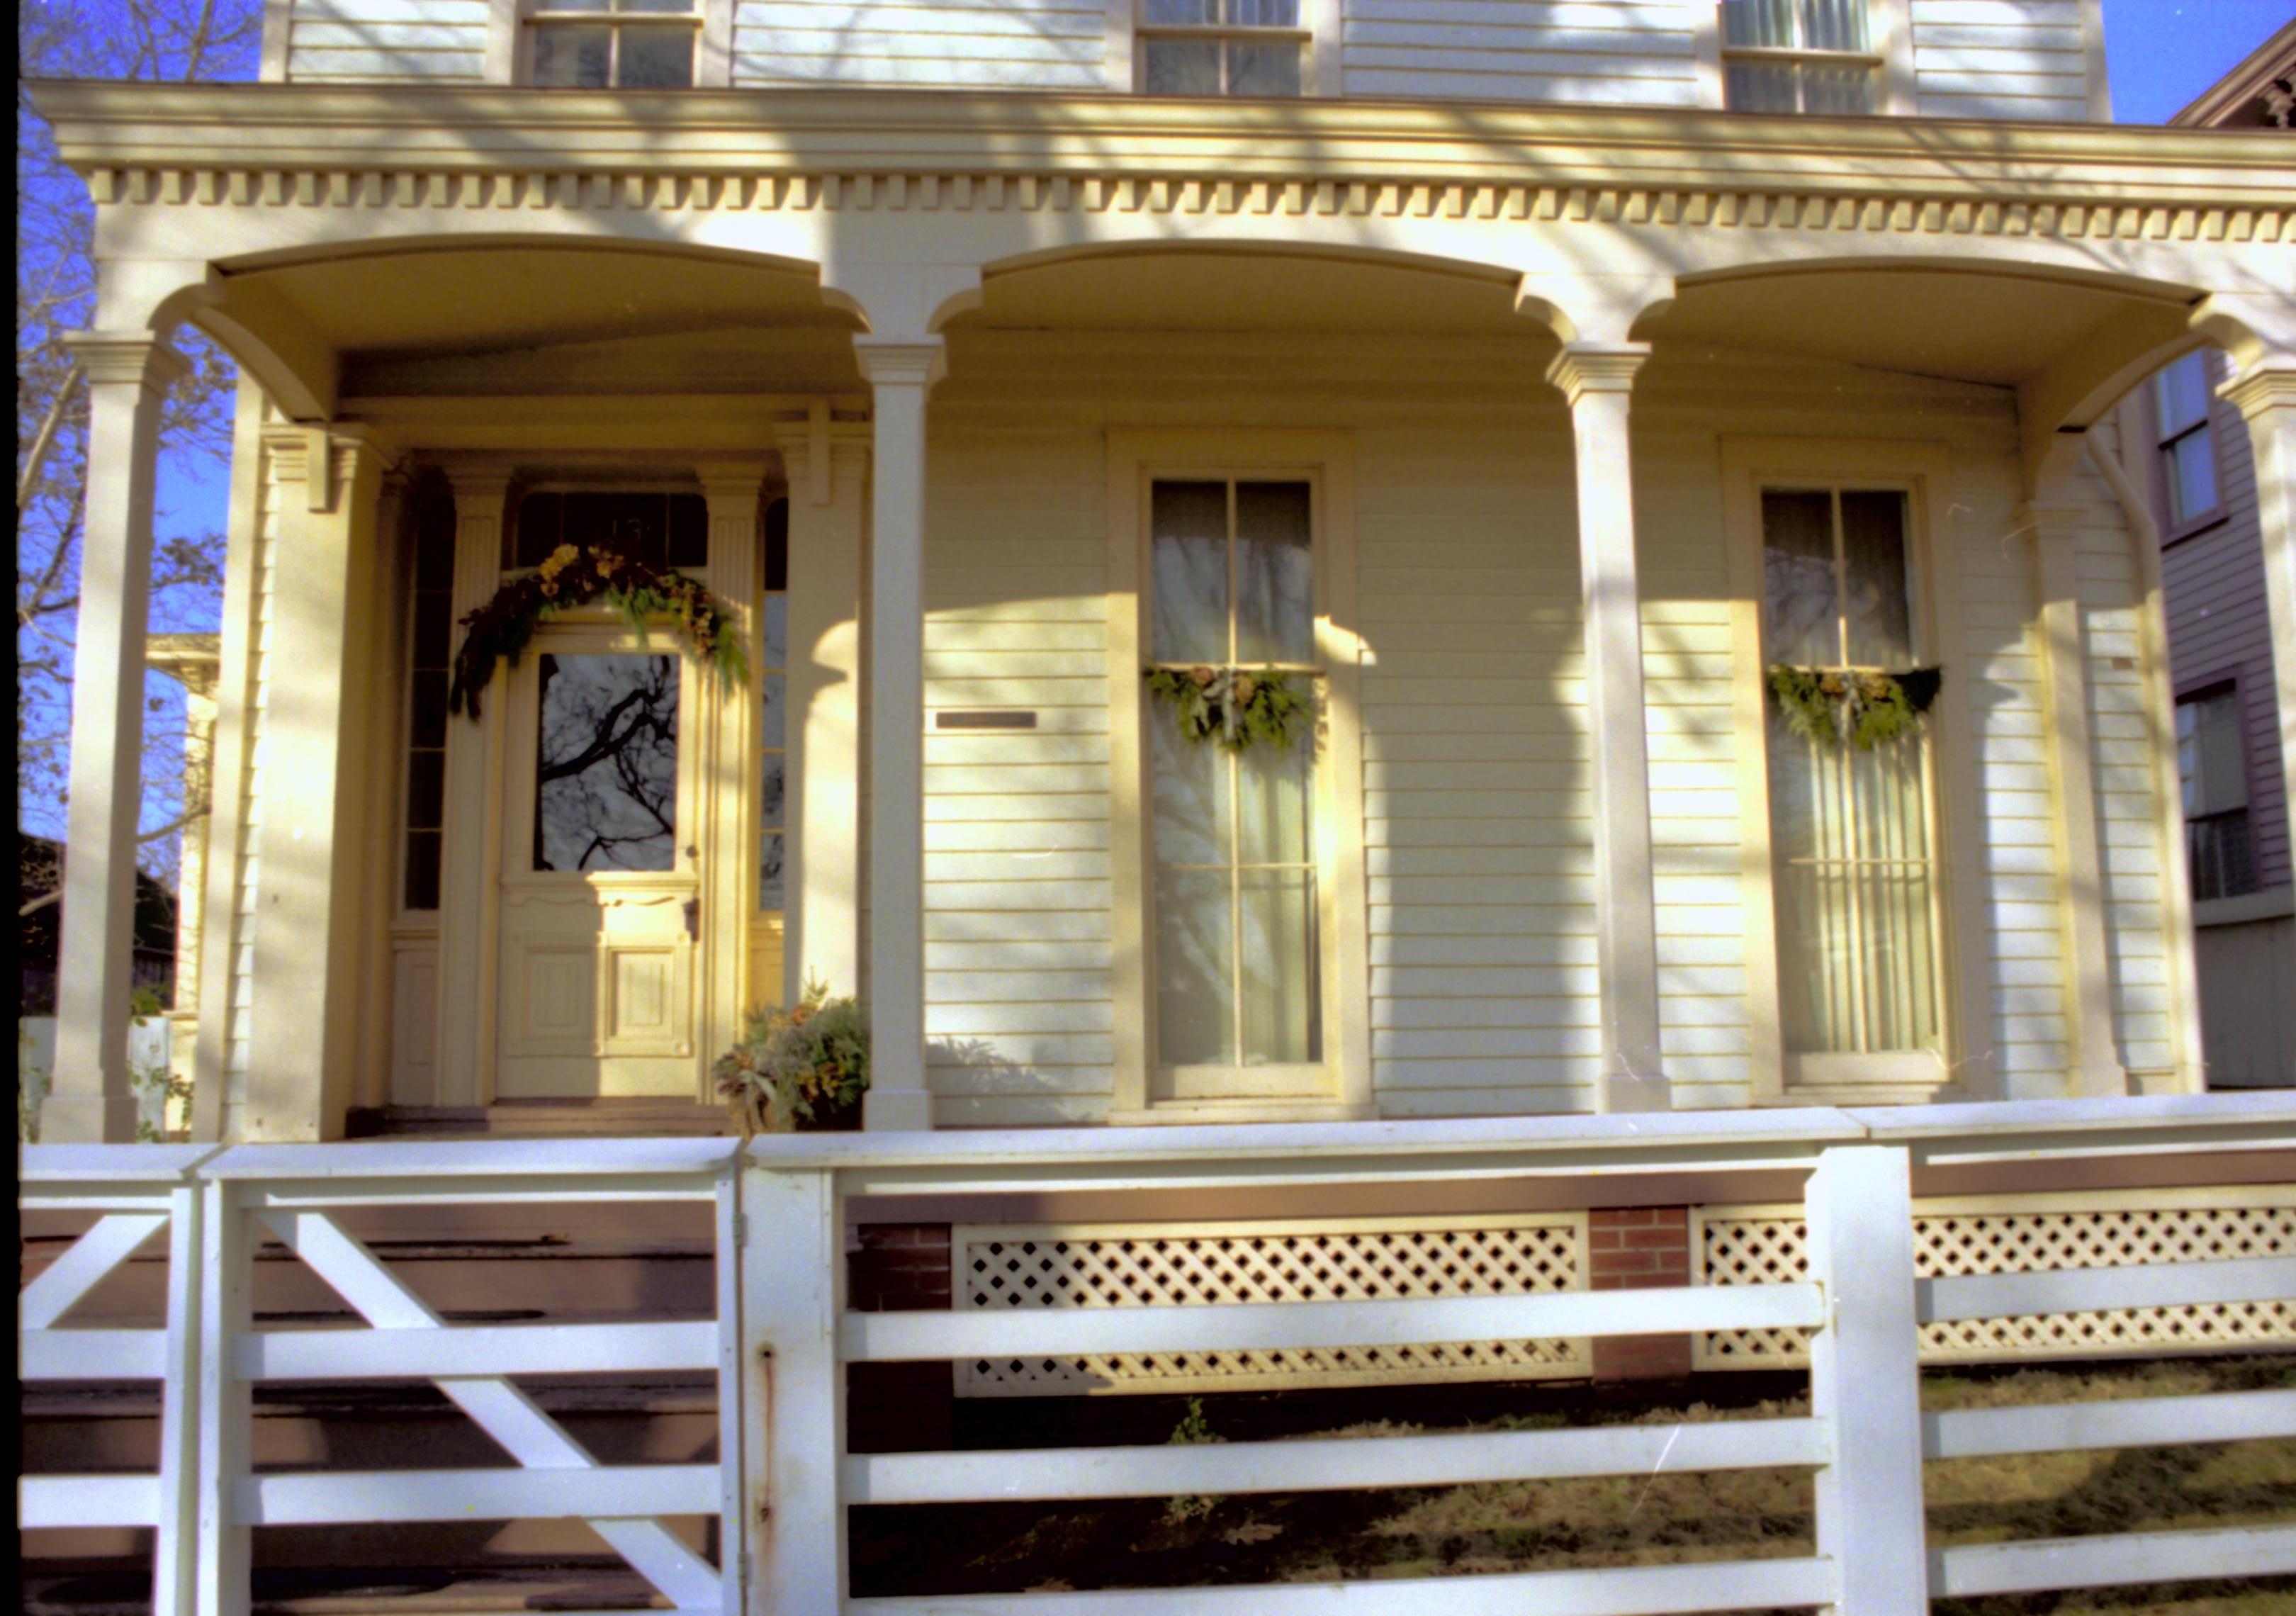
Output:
1769 665 1945 751
449 543 747 719
1143 666 1316 754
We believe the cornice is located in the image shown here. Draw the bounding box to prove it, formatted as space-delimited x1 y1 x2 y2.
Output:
23 82 2296 249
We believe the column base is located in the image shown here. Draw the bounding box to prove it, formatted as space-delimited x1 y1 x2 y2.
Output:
2067 1063 2132 1100
1599 1065 1673 1113
864 1088 935 1133
35 1092 144 1144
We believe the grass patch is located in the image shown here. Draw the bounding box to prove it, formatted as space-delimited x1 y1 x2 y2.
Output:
848 1354 2296 1610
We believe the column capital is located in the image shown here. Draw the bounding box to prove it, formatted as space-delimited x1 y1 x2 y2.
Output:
2222 365 2296 423
62 330 191 391
854 339 947 391
259 424 398 512
694 461 773 505
1545 343 1651 407
441 463 518 503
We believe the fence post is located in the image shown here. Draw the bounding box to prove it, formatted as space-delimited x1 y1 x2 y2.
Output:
194 1174 253 1616
714 1156 747 1616
153 1179 203 1616
740 1155 847 1612
1806 1144 1928 1614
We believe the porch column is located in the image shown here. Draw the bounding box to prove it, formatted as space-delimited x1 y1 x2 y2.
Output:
43 333 188 1143
699 464 769 1066
778 408 870 1004
855 342 945 1132
241 425 396 1140
1547 344 1670 1113
2223 365 2296 955
2025 501 2129 1098
433 468 514 1109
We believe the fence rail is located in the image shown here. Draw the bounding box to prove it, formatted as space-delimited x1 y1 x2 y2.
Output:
18 1094 2296 1616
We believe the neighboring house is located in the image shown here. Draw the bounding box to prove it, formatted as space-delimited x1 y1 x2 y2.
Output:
17 833 176 1015
24 0 2296 1147
2103 20 2296 1088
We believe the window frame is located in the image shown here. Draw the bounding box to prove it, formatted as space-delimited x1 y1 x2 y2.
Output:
1722 438 1984 1104
514 0 731 89
1121 0 1339 98
1105 429 1369 1122
2151 350 2227 540
1708 0 1915 116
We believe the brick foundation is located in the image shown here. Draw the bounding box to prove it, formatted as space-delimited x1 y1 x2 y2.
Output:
1587 1206 1694 1382
845 1224 954 1453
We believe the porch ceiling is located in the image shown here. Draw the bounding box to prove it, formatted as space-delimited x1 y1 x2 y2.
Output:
1633 266 2199 391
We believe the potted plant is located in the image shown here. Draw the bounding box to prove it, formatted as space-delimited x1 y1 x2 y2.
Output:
713 979 870 1136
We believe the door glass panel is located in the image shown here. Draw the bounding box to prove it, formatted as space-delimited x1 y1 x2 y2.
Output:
533 653 680 872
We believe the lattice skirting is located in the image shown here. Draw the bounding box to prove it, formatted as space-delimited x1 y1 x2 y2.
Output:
952 1215 1591 1397
1695 1186 2296 1371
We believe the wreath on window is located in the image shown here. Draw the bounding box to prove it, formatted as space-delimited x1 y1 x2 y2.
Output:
449 543 748 719
1768 665 1944 751
1143 665 1315 754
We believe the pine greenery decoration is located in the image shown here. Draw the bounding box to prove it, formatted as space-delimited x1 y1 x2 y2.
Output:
449 542 747 719
1143 665 1315 754
1768 665 1944 751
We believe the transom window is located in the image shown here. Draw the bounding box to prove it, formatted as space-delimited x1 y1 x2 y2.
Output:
2155 352 2222 529
1721 0 1881 114
2178 685 2256 902
509 490 709 572
1148 478 1322 1079
1139 0 1306 97
529 0 699 89
1761 486 1945 1065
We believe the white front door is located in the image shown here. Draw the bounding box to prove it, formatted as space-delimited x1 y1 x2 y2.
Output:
495 628 703 1097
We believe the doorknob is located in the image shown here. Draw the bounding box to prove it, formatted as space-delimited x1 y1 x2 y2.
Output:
682 898 700 940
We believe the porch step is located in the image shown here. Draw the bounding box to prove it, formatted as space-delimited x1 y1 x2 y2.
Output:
347 1101 731 1138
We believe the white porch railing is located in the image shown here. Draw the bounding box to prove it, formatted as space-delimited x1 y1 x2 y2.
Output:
18 1094 2296 1615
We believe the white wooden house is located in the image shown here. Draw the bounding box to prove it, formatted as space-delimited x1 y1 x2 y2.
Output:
25 3 2296 1145
18 8 2296 1605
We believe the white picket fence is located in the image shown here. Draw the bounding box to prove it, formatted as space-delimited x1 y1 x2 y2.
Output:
18 1094 2296 1615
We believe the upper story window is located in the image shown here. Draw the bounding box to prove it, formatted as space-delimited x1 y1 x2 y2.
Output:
1721 0 1881 114
529 0 700 89
2178 685 2256 902
2155 352 2222 530
1139 0 1305 97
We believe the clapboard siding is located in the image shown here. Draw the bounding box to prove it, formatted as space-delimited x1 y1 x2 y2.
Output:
732 0 1110 89
1342 0 1704 106
1910 0 2095 120
283 0 489 81
907 331 2163 1122
220 442 281 1140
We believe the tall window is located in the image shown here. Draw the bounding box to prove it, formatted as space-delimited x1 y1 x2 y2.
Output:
759 500 789 911
1722 0 1881 113
2179 686 2256 902
1148 479 1321 1079
1762 486 1944 1064
1139 0 1305 96
529 0 699 88
2155 352 2222 529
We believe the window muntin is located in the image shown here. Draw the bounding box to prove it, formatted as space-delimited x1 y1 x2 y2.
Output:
2155 352 2222 529
759 499 789 911
1722 0 1880 113
1762 486 1944 1058
1140 0 1305 96
529 0 699 89
1148 478 1322 1073
2178 685 2256 902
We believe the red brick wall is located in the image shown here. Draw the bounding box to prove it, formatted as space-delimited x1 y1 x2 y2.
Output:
1587 1206 1694 1382
845 1225 952 1452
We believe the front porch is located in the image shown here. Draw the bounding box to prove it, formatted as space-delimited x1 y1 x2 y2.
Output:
28 85 2296 1143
